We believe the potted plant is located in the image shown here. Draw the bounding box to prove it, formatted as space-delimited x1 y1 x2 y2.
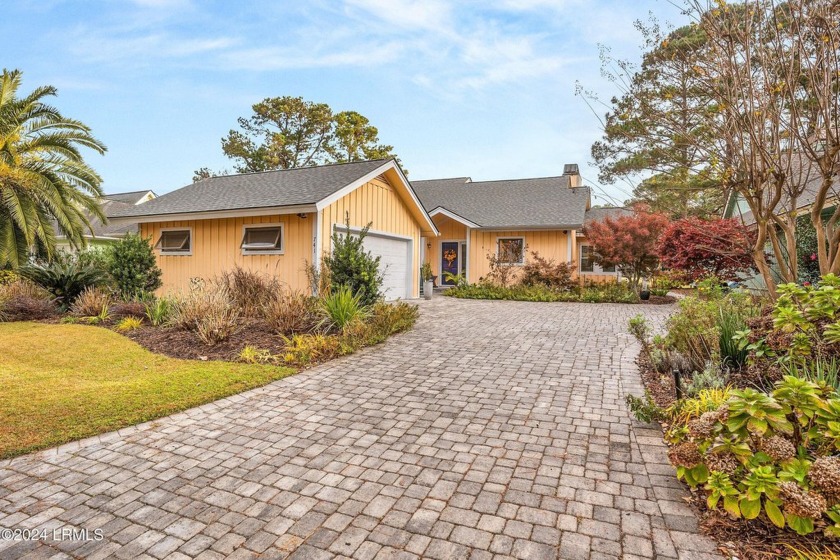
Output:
421 263 434 300
639 277 650 301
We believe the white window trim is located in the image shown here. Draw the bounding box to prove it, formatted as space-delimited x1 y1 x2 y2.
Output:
156 227 193 256
241 223 285 255
495 236 526 266
579 243 617 275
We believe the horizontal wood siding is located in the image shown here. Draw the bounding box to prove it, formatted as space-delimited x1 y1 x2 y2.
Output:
468 229 571 283
319 176 422 297
140 213 315 294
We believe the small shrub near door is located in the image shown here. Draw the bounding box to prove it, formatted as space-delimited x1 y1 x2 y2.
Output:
519 252 574 291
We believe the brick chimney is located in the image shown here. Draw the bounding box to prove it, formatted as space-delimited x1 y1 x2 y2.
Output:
563 164 581 187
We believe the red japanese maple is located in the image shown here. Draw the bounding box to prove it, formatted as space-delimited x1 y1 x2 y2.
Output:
582 205 670 291
656 217 756 281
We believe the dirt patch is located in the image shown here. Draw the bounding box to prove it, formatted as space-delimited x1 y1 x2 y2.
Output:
124 319 287 361
642 295 677 305
636 351 677 408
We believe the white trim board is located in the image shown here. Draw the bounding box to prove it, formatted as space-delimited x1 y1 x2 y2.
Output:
111 204 317 224
428 207 481 229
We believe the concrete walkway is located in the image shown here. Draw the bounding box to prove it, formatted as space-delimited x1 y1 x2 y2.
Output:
0 298 721 559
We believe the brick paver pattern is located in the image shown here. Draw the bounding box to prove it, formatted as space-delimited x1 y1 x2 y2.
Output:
0 299 721 559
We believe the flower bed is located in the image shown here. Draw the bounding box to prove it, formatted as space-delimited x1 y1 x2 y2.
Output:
629 278 840 559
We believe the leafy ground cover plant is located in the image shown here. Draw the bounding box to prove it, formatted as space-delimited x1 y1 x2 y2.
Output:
19 258 105 310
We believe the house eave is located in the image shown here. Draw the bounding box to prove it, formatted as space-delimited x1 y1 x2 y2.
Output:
109 204 319 224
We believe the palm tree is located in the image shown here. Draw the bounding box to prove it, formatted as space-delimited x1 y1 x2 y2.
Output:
0 68 106 267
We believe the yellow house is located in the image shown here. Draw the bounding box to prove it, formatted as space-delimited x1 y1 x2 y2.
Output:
411 164 628 286
110 159 438 299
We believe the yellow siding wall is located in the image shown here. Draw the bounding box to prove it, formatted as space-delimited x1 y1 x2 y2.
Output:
140 213 315 294
425 215 467 281
468 229 572 283
320 176 422 297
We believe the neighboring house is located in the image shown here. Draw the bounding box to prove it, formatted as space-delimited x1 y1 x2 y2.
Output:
412 164 626 286
723 159 840 288
109 160 437 299
56 189 156 248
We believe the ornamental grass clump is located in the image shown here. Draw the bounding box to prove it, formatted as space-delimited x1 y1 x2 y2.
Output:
170 281 240 345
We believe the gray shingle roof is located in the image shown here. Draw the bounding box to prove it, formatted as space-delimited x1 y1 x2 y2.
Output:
111 159 391 219
103 190 155 205
411 176 590 228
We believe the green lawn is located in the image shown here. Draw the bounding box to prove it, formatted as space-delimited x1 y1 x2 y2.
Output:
0 322 295 459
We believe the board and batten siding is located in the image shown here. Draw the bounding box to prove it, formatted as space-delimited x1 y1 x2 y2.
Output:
467 229 572 283
141 213 315 294
319 175 422 297
426 214 467 280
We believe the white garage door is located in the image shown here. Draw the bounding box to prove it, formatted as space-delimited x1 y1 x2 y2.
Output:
361 234 411 300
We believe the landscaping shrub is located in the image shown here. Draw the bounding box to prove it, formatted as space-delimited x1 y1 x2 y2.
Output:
221 267 280 317
368 301 418 338
628 314 651 348
447 282 640 303
70 287 112 319
107 233 162 299
0 269 18 285
786 358 840 392
144 297 172 327
320 285 367 332
665 297 725 372
665 375 840 538
115 317 143 332
519 252 574 290
263 289 319 335
281 333 342 366
324 218 383 306
19 258 106 309
0 279 58 322
238 345 274 365
170 282 240 345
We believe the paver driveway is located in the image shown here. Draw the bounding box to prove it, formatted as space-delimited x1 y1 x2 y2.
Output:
0 298 721 560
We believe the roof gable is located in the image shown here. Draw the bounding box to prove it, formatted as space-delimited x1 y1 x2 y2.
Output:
412 176 590 229
111 159 393 220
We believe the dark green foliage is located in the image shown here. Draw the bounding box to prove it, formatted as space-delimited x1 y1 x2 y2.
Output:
324 219 383 307
19 259 106 309
107 234 162 300
447 282 639 304
796 214 822 285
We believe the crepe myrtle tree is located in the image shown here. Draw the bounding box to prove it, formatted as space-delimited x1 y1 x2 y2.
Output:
582 205 670 292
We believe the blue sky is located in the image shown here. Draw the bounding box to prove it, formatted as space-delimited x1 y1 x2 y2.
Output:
5 0 685 204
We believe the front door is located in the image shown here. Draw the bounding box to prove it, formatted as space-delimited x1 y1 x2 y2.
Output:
441 241 463 285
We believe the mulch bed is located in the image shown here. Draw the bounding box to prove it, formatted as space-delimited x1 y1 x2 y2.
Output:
635 352 840 559
124 319 286 361
641 294 677 305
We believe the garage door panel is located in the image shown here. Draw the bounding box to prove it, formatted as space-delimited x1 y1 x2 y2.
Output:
335 227 410 300
363 235 409 300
